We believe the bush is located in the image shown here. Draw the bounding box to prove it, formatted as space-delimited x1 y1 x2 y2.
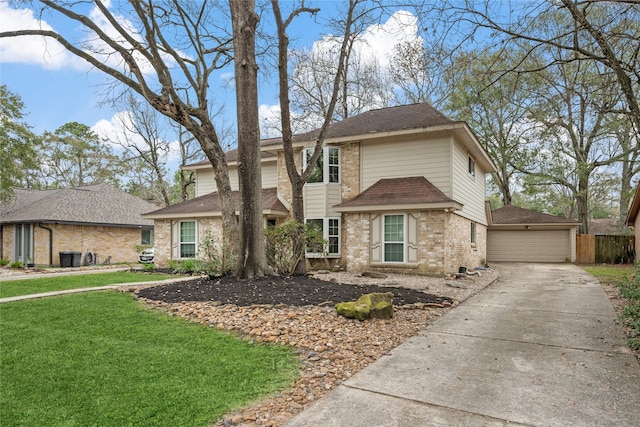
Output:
168 259 198 275
0 258 9 267
195 231 237 276
265 220 324 275
10 261 23 269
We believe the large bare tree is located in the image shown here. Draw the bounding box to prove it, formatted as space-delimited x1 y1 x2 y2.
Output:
272 0 363 274
0 0 269 275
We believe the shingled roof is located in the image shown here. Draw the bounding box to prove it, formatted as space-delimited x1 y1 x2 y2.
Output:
490 205 579 225
263 103 455 147
0 184 157 227
334 176 463 212
143 188 288 218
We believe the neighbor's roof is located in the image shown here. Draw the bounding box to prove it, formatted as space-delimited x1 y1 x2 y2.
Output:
0 184 157 227
490 205 579 225
142 188 289 219
334 176 463 212
626 182 640 226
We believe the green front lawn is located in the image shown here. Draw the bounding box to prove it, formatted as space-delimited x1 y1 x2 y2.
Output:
0 291 299 426
0 272 173 298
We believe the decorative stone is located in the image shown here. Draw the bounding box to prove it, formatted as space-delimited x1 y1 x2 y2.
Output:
335 292 394 320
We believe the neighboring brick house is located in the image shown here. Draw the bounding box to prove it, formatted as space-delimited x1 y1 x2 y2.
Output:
144 103 496 276
0 184 157 266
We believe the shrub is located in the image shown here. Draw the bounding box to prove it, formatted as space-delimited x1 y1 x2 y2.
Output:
195 231 237 276
265 220 324 275
0 258 9 267
169 259 198 275
10 261 23 269
142 263 155 272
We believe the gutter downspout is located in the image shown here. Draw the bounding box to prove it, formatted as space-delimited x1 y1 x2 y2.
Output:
38 224 54 267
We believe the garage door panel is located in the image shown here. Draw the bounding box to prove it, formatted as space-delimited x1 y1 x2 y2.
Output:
488 230 570 262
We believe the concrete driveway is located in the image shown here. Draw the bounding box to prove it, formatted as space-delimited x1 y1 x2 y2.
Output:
286 263 640 427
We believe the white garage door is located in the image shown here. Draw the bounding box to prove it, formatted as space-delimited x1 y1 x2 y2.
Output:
487 230 571 262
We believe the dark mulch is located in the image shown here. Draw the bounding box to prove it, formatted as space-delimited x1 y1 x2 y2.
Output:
136 275 453 307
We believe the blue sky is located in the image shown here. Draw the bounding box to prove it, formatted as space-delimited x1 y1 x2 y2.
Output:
0 1 422 169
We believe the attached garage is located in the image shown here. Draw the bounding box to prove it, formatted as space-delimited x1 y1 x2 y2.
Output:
487 206 579 263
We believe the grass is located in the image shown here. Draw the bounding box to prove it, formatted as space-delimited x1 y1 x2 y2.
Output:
1 291 299 426
584 263 640 351
0 272 173 298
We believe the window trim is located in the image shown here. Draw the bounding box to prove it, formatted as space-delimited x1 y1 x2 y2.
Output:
302 147 340 184
383 213 406 263
141 228 154 246
179 220 197 259
305 217 341 257
468 155 476 177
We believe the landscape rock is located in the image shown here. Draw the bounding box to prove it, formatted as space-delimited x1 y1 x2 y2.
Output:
335 292 393 320
362 271 388 279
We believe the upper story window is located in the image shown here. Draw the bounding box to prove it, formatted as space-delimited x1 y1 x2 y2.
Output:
303 147 340 184
468 155 475 176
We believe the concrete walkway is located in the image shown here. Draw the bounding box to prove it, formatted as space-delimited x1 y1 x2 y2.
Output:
0 268 194 303
286 263 640 427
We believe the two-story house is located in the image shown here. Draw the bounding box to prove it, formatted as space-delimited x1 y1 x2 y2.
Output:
143 103 496 276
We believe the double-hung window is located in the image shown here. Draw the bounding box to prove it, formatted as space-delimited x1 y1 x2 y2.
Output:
141 229 154 245
303 147 340 184
383 214 405 262
179 221 196 258
305 218 340 256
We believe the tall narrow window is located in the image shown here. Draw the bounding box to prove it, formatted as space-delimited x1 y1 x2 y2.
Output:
328 218 339 254
179 221 196 258
328 148 339 183
471 222 477 244
468 156 475 176
384 214 405 262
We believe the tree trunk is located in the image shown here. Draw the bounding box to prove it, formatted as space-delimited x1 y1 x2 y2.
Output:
229 0 268 278
577 175 589 234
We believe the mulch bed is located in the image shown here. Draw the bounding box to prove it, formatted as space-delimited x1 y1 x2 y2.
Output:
136 274 453 307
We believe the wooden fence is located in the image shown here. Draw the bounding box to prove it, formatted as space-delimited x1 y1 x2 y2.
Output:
576 234 635 264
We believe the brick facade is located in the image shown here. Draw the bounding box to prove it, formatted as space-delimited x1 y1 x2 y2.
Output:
2 223 147 266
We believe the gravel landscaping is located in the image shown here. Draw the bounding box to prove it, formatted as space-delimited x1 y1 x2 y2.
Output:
130 268 499 426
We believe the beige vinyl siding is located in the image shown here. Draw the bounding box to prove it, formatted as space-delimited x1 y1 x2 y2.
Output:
194 162 277 197
361 137 451 195
304 183 341 218
451 138 488 225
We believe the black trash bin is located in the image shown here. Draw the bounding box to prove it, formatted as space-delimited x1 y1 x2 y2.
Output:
59 251 73 268
59 251 82 268
71 252 82 267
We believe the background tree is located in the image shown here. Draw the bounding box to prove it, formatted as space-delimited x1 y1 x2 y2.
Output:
444 48 541 206
0 0 241 261
113 95 172 206
40 122 124 188
0 85 39 201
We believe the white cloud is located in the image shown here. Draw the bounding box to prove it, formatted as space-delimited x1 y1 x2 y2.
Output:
92 111 181 164
0 1 84 69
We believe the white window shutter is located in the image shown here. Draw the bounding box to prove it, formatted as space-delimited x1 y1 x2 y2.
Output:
407 213 419 263
171 221 179 259
370 214 381 263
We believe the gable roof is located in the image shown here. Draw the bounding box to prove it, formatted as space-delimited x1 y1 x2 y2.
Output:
142 188 288 219
626 182 640 226
334 176 463 212
0 184 157 227
490 205 579 225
